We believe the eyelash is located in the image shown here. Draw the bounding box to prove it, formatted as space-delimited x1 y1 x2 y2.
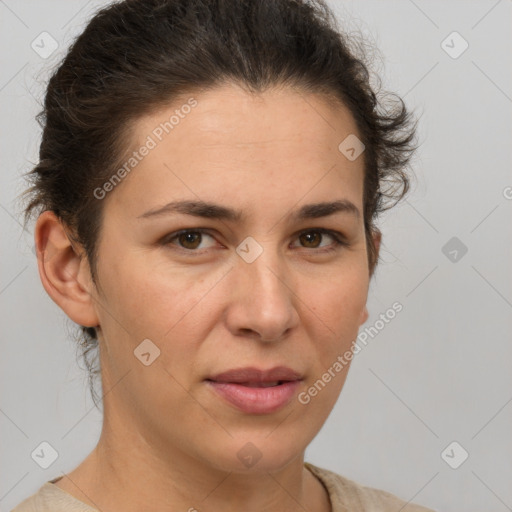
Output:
161 228 348 255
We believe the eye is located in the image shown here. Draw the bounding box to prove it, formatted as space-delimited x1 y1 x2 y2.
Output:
162 229 218 251
292 229 347 253
161 228 347 254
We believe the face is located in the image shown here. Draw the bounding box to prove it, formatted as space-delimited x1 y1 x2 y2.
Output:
83 83 375 473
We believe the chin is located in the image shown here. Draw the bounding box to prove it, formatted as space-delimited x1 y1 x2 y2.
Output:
202 431 307 475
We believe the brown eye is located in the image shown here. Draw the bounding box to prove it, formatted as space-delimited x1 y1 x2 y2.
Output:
295 229 346 252
163 229 218 251
299 231 323 248
178 232 202 250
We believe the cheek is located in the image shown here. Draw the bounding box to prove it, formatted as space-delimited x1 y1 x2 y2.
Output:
307 265 369 358
99 253 208 341
95 259 206 398
301 278 366 414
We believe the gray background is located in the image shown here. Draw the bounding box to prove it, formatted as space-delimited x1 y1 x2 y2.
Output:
1 1 511 511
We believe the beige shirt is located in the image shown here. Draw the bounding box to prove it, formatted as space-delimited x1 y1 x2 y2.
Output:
11 462 436 512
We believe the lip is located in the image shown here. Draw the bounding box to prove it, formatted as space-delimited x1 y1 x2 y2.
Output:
206 366 303 414
208 366 303 384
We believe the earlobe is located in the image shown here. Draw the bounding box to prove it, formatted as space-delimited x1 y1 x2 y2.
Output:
359 305 369 326
34 211 99 329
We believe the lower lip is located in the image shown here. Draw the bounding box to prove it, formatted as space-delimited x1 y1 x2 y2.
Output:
206 380 301 414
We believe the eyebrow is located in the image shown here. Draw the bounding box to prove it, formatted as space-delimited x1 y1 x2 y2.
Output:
137 199 360 222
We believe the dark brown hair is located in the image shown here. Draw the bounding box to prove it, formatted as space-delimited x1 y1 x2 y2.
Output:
22 0 418 405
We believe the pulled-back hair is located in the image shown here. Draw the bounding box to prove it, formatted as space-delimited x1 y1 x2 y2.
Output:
22 0 419 405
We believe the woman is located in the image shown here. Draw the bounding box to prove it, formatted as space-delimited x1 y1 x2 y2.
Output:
13 0 435 510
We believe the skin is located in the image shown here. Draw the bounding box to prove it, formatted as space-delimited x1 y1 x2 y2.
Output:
35 82 381 512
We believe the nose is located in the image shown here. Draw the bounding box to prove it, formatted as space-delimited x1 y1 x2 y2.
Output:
224 247 300 343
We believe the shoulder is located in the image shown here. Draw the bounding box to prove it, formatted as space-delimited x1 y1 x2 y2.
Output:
305 462 437 512
10 481 98 512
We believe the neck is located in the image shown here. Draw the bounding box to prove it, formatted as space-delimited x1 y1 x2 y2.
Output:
55 414 331 512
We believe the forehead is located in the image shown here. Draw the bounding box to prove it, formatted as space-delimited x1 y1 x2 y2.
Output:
137 83 359 146
108 83 365 219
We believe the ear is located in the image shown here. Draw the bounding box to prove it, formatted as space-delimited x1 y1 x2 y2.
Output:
360 229 382 325
368 228 382 279
359 305 369 326
34 211 99 329
372 228 382 257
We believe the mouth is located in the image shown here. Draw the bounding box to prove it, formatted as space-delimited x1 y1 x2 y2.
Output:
205 366 303 414
225 380 286 388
